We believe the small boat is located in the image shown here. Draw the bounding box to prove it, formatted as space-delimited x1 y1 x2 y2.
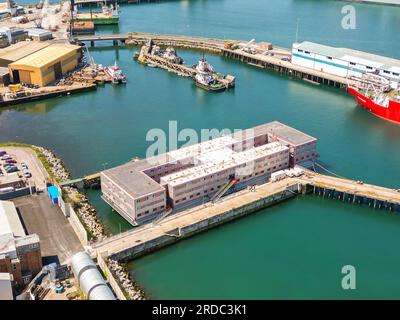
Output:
147 63 157 68
104 61 127 84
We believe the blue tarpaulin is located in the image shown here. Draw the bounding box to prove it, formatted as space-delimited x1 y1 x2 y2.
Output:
47 185 59 205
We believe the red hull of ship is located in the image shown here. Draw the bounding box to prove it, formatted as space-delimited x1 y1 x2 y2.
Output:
347 87 400 124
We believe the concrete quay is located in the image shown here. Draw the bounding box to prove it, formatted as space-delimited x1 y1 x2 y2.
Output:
92 178 300 261
92 170 400 262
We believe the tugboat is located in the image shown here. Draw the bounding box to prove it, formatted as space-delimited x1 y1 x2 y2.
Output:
161 47 184 64
193 57 225 92
104 61 127 84
347 73 400 124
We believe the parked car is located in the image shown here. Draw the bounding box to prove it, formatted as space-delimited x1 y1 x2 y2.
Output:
4 164 16 169
6 166 19 173
0 155 11 160
23 171 31 178
21 162 28 169
5 159 17 164
0 151 7 156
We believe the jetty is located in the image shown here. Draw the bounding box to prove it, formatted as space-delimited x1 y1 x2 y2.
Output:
72 32 357 88
0 83 96 107
137 40 235 89
91 169 400 261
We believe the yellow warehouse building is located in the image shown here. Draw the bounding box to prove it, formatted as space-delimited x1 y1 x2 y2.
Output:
9 44 82 86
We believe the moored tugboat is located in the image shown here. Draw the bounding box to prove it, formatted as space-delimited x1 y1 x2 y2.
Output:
193 57 226 92
104 61 127 85
161 47 184 64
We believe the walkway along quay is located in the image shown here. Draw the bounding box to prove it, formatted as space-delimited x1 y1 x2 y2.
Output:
72 32 357 88
91 170 400 261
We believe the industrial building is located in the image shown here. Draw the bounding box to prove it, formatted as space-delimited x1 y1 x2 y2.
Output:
9 43 82 86
26 28 53 42
0 27 28 45
0 201 42 288
0 41 51 68
0 272 13 300
101 121 318 225
292 41 400 88
0 0 24 18
0 66 9 84
0 33 8 48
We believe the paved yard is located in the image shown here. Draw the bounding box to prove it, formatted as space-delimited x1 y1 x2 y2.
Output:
13 194 83 265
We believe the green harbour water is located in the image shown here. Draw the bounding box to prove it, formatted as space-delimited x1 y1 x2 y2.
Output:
1 0 400 298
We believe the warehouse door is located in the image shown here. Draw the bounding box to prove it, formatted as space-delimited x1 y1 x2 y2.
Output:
12 70 20 83
53 62 62 80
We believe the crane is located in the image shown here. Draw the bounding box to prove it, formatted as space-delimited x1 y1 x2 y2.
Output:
241 39 257 54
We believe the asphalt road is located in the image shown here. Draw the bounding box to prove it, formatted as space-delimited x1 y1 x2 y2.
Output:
14 194 83 265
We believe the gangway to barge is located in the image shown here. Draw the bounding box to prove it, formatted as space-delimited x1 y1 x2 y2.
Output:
211 178 238 203
59 172 100 187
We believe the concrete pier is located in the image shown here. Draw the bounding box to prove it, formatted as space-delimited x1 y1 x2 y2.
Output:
91 170 400 262
92 178 300 261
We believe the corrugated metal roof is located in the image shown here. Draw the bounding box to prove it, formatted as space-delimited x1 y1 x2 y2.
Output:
10 43 80 69
27 28 52 37
0 66 9 76
0 200 25 238
294 41 400 70
0 41 51 63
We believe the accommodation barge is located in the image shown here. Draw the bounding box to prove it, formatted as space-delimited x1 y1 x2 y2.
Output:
100 121 318 226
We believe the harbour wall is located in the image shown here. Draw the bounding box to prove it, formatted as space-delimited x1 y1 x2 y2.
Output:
108 183 300 261
97 252 127 300
95 170 400 263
